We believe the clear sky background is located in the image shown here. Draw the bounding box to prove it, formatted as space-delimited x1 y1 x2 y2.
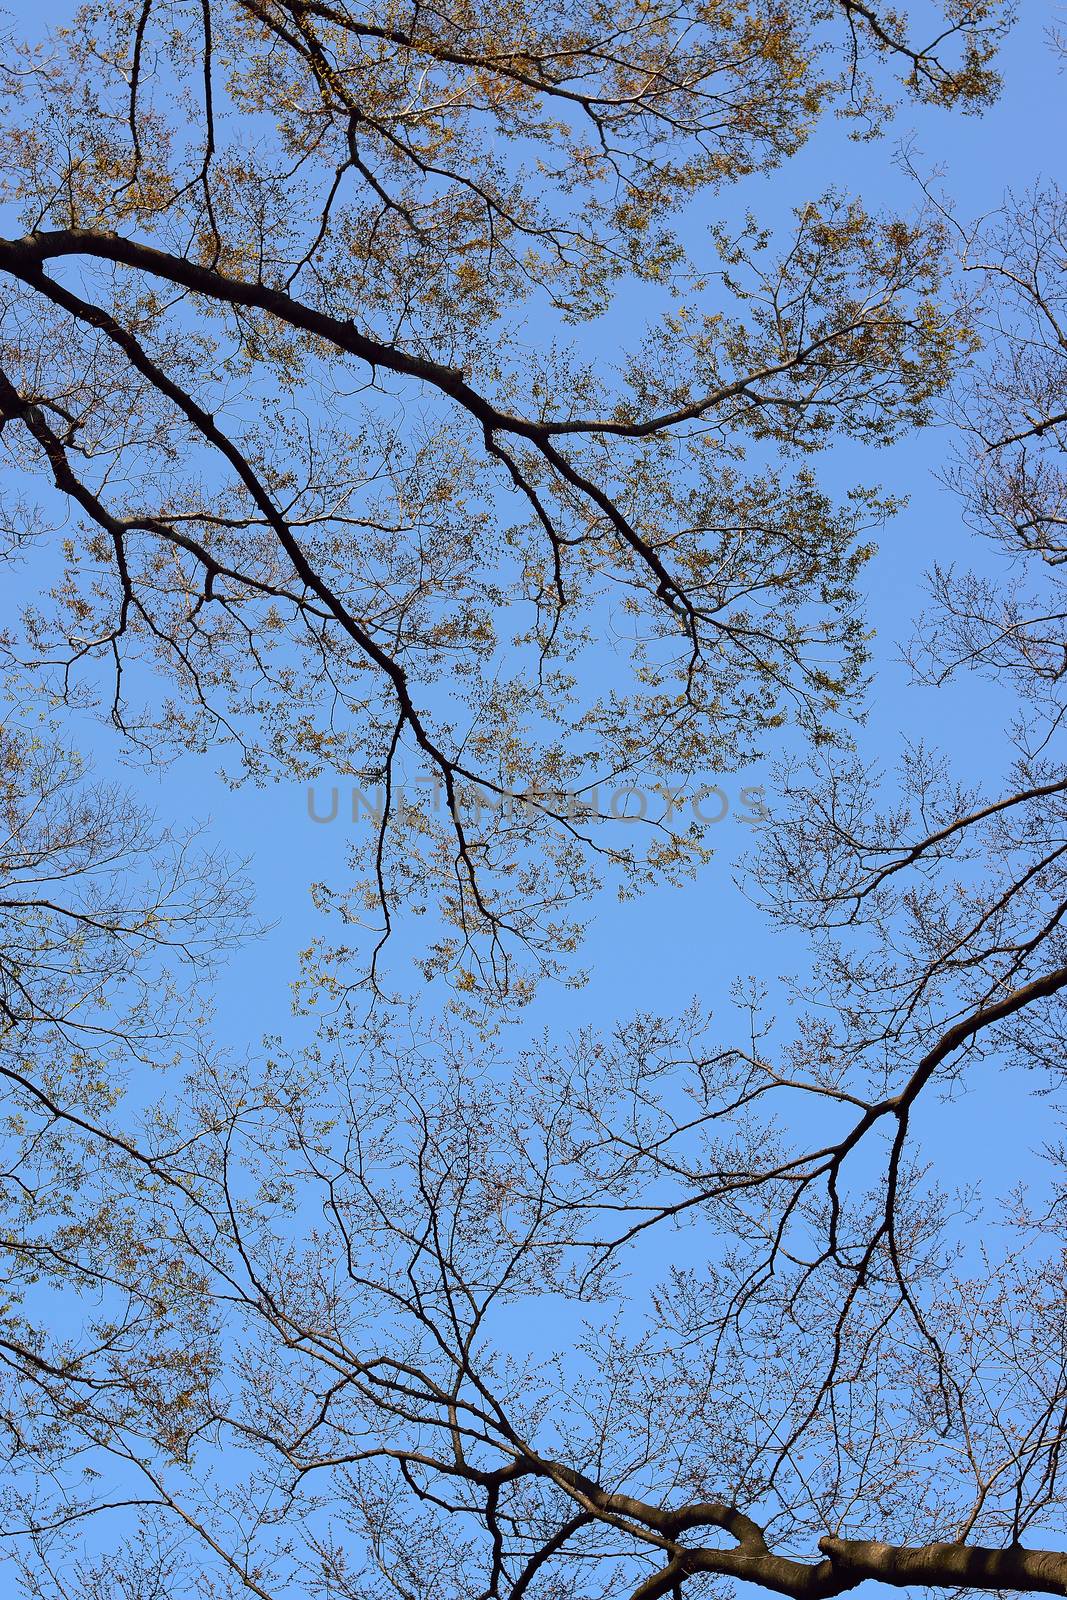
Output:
4 3 1067 1587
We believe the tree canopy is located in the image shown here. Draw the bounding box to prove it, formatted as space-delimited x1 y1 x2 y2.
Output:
7 5 1067 1600
0 0 1010 998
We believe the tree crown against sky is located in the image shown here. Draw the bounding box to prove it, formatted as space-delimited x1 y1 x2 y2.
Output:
0 0 1015 1003
6 5 1067 1600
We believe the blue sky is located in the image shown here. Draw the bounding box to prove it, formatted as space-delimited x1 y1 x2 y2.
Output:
3 4 1066 1586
